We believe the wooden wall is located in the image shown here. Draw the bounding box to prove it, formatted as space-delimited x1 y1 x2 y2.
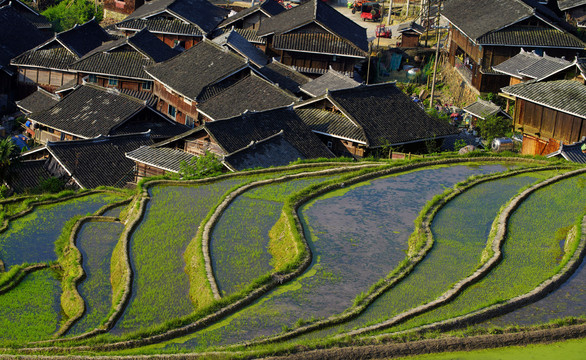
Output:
103 0 144 16
79 74 153 92
18 67 76 93
280 51 358 75
515 98 586 154
134 161 167 181
153 81 199 125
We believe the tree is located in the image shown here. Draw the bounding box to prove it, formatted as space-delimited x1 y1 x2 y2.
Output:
0 138 17 183
42 0 103 32
478 114 512 148
179 151 224 179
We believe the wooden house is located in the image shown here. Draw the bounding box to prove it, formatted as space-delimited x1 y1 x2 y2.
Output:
442 0 586 94
212 29 268 68
126 107 334 179
256 0 368 77
396 22 425 48
217 0 285 31
11 19 111 95
0 5 51 112
116 0 229 50
299 68 360 98
294 83 457 158
501 80 586 155
546 136 586 163
16 86 60 115
69 29 179 93
145 39 254 127
26 83 188 144
257 60 311 96
9 132 154 191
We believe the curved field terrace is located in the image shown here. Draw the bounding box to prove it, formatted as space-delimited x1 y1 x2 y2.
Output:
0 159 585 359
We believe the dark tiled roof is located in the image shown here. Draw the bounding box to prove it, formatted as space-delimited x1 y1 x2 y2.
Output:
443 0 572 41
462 99 505 119
299 83 457 148
273 33 366 57
198 74 298 120
396 21 426 34
224 132 307 170
295 108 366 143
125 145 196 172
0 5 50 70
212 29 268 67
56 20 112 57
0 0 51 29
46 133 154 189
257 60 311 94
478 26 586 48
502 80 586 118
120 0 229 35
547 136 586 163
299 69 360 97
578 57 586 76
110 115 190 140
557 0 586 11
493 50 543 78
146 40 248 100
11 19 111 70
9 159 53 193
204 107 334 158
16 88 60 114
258 0 368 52
30 84 148 138
11 45 77 70
119 88 158 107
212 27 266 44
117 18 204 37
55 79 77 93
218 0 285 28
70 30 178 80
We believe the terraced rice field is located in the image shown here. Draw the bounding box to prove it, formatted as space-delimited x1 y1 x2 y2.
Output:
1 160 585 360
0 193 123 268
67 221 125 336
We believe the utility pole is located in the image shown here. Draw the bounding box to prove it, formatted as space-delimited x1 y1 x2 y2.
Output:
366 42 372 84
387 0 393 25
429 0 442 110
405 0 410 18
424 0 431 47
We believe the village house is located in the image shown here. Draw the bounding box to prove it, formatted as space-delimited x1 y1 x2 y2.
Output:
442 0 586 94
126 106 334 178
546 136 586 163
116 0 229 50
216 0 285 32
256 0 368 77
501 79 586 155
493 50 578 86
16 86 60 115
25 83 188 144
0 0 52 31
294 83 457 158
10 132 154 191
0 4 51 112
69 29 179 93
145 39 259 127
196 73 299 121
11 19 111 95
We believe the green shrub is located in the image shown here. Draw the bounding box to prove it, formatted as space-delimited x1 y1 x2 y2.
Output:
42 0 103 32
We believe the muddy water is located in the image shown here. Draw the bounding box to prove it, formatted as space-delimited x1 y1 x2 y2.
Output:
157 164 509 351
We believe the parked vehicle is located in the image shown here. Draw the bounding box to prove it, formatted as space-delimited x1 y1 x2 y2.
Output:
361 2 381 21
375 24 391 38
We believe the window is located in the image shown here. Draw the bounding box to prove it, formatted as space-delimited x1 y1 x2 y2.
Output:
108 77 118 86
88 74 97 83
142 81 152 90
185 115 195 128
168 104 176 118
327 141 333 148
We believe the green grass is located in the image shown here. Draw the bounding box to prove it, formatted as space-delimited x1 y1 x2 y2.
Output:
0 268 62 343
394 336 586 360
386 173 586 333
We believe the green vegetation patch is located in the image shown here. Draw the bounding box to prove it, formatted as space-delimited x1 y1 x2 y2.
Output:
0 268 62 343
388 174 586 333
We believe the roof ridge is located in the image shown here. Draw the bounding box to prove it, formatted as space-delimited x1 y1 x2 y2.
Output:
224 129 285 158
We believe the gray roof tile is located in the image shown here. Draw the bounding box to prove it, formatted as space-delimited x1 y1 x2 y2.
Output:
462 99 504 119
224 132 307 170
478 26 586 48
547 136 586 163
146 40 248 100
257 60 311 94
502 80 586 118
273 33 366 57
299 69 360 97
557 0 586 11
212 29 268 67
125 145 196 172
16 88 60 114
295 108 366 143
218 0 285 28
